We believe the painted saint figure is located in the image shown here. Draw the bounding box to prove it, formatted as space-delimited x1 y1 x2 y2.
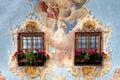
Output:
54 17 67 41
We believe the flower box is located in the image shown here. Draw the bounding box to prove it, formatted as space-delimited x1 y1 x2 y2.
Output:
14 49 49 66
75 48 104 66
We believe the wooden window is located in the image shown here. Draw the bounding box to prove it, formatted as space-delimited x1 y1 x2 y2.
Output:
75 32 102 52
17 32 45 66
75 31 103 65
18 32 44 52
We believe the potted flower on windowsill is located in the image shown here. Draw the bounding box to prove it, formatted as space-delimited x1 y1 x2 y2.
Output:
75 48 105 65
14 49 49 66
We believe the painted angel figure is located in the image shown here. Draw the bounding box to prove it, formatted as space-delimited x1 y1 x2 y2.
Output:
54 17 67 41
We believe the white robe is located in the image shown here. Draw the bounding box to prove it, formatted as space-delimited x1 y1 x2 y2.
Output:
54 21 66 41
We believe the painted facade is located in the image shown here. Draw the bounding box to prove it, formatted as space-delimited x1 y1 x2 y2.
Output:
0 0 120 80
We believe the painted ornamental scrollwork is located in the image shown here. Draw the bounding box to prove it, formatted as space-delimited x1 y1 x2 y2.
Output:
8 13 53 80
66 14 112 80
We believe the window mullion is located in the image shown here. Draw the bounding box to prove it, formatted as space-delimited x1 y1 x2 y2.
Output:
76 35 79 50
42 36 44 50
98 35 100 54
20 35 23 50
87 36 89 52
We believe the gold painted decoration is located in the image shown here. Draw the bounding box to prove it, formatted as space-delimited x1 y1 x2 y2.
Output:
12 56 16 61
25 67 37 75
82 67 93 74
82 20 96 30
103 54 109 59
26 21 38 31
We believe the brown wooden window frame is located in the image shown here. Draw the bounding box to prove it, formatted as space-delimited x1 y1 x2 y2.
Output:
75 32 102 53
75 31 103 65
18 32 44 52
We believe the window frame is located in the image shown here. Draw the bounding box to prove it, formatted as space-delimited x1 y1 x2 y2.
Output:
17 32 45 52
75 31 103 53
74 31 103 65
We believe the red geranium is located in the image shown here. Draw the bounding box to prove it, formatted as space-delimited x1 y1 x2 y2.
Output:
75 50 82 56
14 51 18 56
19 50 24 55
36 49 45 55
24 49 28 52
100 52 105 55
89 50 95 55
82 50 86 53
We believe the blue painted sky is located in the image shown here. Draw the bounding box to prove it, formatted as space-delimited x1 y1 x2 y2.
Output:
0 0 120 80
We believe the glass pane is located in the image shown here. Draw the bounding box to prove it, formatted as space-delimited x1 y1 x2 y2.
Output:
82 44 86 48
23 37 26 39
33 36 43 49
38 37 41 39
27 39 31 43
33 39 37 49
27 44 31 49
33 37 36 39
78 36 87 49
78 37 81 40
27 37 31 40
82 36 86 40
96 37 98 48
90 36 95 43
27 39 31 49
90 44 96 49
82 39 86 44
90 36 98 50
96 37 98 42
38 40 41 46
78 45 81 49
23 40 27 49
38 44 41 49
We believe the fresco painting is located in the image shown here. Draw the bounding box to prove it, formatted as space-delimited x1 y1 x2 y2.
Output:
0 0 120 80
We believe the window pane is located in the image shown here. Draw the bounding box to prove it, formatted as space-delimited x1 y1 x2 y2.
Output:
96 37 98 48
33 36 42 49
23 40 27 49
33 37 36 39
27 39 31 49
81 44 86 49
27 37 31 40
82 36 86 40
78 36 87 49
33 38 37 49
19 33 44 54
90 44 96 50
38 39 41 44
38 44 41 49
90 36 98 50
38 36 41 39
23 37 26 39
90 36 95 43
